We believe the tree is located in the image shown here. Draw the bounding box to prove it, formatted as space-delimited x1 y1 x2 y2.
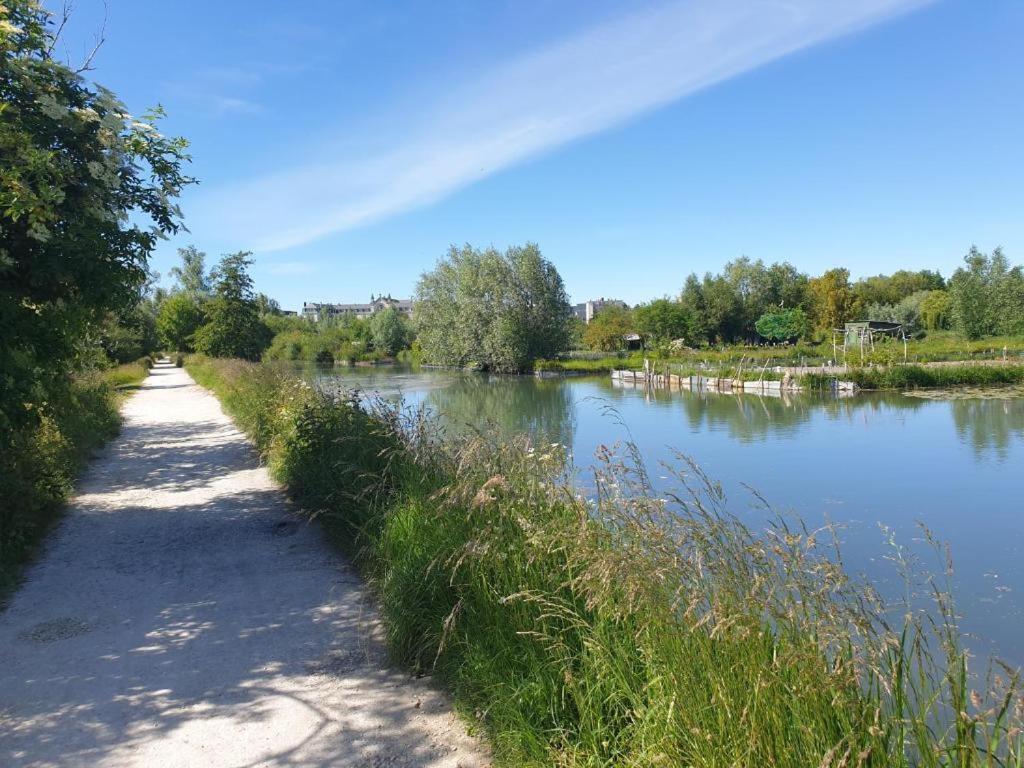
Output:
633 299 693 343
583 304 635 352
808 268 858 333
415 243 572 372
1 1 193 434
722 257 809 339
679 275 711 344
169 245 211 296
919 290 952 331
864 290 935 335
99 303 159 362
948 246 1024 338
157 293 206 352
702 274 744 343
369 307 408 356
754 307 809 342
255 293 281 316
853 270 945 307
193 252 271 360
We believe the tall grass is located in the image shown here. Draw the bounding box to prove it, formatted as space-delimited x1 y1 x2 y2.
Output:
188 355 1023 767
0 360 148 597
802 364 1024 391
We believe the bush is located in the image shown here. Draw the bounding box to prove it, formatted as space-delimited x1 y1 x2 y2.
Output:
1 375 122 596
187 356 1024 767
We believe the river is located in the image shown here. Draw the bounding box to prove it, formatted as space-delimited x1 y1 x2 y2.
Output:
307 364 1024 666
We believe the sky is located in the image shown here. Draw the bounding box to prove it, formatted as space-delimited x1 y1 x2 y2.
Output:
62 0 1024 311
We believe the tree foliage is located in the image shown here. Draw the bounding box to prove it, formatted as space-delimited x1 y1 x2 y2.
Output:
415 243 572 372
754 307 809 342
368 307 408 356
807 268 858 332
0 0 192 434
633 299 693 344
852 270 945 307
948 247 1024 339
678 259 809 344
157 292 206 352
169 245 211 296
193 252 271 360
919 290 952 331
583 304 635 352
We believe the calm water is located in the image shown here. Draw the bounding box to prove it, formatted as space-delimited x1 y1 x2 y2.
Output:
308 365 1024 665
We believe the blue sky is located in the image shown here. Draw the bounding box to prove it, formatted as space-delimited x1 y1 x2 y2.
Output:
65 0 1023 311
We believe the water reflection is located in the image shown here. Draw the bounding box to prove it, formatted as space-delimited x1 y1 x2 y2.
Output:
593 378 931 443
950 397 1024 459
425 375 576 448
305 365 1024 663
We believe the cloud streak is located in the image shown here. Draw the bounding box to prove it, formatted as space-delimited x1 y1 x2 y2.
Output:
196 0 932 251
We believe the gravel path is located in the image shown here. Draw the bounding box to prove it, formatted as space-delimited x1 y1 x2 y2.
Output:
0 362 487 768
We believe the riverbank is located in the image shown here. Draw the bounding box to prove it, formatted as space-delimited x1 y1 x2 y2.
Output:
535 331 1024 377
540 357 1024 393
0 358 153 600
0 361 485 767
184 354 1022 767
802 362 1024 391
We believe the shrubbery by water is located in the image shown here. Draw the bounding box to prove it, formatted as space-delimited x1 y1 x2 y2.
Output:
802 364 1024 391
188 355 1024 767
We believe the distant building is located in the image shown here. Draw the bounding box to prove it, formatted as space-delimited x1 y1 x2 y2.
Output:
572 298 628 324
302 294 413 321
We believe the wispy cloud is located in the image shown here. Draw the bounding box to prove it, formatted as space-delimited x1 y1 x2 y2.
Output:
195 0 933 251
163 64 302 117
262 260 316 276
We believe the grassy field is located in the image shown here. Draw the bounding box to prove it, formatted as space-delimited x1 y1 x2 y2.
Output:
187 354 1022 767
0 358 151 600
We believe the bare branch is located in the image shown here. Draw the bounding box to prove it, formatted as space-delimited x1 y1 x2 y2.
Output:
74 0 108 74
45 1 74 55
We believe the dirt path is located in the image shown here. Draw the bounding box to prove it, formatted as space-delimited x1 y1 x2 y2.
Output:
0 362 487 768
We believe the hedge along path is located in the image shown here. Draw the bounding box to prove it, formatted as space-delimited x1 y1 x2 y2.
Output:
0 361 487 768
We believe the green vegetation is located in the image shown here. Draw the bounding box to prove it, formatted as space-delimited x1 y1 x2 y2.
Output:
192 251 272 360
804 364 1024 391
188 356 1023 767
583 304 636 352
754 307 810 342
1 361 149 598
584 250 1023 358
263 314 406 365
156 291 207 352
415 243 573 372
949 247 1024 339
1 2 189 588
368 306 410 356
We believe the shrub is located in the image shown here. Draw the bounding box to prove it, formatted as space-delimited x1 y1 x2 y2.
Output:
0 375 122 596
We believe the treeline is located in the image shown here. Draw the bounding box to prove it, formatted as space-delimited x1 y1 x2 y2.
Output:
154 245 414 364
586 247 1024 352
1 3 191 586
